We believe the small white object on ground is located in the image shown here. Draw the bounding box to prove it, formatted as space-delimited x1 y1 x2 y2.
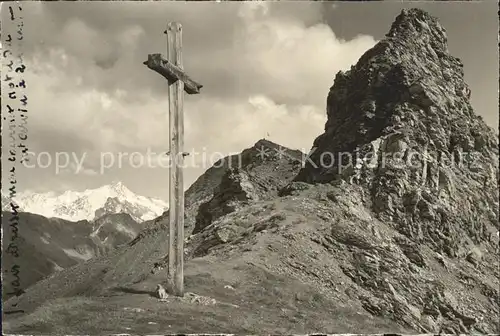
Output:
156 284 168 300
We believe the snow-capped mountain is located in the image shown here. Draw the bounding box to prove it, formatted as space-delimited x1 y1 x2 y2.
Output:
7 181 168 223
1 193 22 212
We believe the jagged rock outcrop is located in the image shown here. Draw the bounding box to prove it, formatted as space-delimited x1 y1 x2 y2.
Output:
93 196 158 223
194 168 259 234
91 212 141 247
193 140 303 234
295 8 499 257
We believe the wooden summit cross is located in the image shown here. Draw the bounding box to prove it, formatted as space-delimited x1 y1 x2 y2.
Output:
143 22 202 297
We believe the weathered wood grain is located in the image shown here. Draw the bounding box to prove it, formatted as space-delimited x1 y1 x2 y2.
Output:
143 53 202 94
166 22 185 297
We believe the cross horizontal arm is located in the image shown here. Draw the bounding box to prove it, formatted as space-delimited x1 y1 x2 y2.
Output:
143 53 203 95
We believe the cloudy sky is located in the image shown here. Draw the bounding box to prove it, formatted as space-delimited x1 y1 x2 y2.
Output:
1 1 497 201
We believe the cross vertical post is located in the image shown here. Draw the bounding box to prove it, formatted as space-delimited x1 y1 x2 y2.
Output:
143 22 203 297
167 22 184 297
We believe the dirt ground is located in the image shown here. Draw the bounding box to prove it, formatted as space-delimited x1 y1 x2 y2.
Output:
3 259 410 335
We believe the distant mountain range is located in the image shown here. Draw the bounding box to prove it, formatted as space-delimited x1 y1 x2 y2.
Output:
1 182 167 298
1 181 168 223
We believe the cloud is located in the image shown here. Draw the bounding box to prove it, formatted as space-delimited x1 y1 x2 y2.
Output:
183 94 327 155
2 2 377 197
232 8 376 106
59 162 98 176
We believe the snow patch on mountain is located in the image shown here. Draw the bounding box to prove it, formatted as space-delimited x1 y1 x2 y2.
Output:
9 181 168 223
113 222 137 238
62 248 93 261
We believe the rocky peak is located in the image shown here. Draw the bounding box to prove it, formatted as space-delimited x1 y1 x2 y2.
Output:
296 7 497 182
109 180 126 192
313 8 484 163
192 140 304 234
253 138 288 153
294 8 498 257
138 140 305 239
386 8 448 53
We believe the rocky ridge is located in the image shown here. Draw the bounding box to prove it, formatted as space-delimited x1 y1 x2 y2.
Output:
136 139 303 241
